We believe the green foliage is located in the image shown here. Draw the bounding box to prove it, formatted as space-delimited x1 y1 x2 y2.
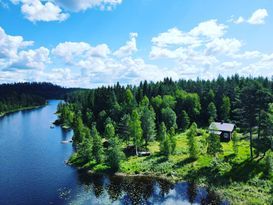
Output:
91 125 104 164
107 137 125 171
161 107 177 130
207 102 217 124
158 122 167 141
187 123 199 159
207 128 223 157
141 106 156 146
129 109 143 154
159 123 176 157
220 96 231 121
118 114 131 144
180 110 190 131
105 121 115 139
77 127 93 163
265 152 273 178
73 114 84 144
232 131 239 155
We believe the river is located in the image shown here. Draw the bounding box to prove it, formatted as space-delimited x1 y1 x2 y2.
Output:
0 100 224 205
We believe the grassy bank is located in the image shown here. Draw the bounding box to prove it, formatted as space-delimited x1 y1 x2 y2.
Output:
69 130 273 205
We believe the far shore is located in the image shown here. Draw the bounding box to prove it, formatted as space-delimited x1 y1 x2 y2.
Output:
0 104 46 118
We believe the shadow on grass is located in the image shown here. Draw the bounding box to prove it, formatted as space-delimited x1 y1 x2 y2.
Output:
175 157 196 168
183 157 267 187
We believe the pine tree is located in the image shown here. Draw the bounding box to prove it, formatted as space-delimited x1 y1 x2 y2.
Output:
208 102 217 124
181 110 190 131
207 125 223 157
118 114 131 145
77 127 93 163
91 125 104 164
107 137 125 171
221 96 231 121
187 123 199 159
105 121 115 139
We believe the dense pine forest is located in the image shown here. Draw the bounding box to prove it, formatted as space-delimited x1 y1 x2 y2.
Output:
0 82 70 115
57 75 273 204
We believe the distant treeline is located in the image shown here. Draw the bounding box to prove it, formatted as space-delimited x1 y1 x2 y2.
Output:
64 75 273 129
0 82 72 114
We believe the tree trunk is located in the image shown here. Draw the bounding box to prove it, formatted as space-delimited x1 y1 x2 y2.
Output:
135 145 138 156
250 128 253 159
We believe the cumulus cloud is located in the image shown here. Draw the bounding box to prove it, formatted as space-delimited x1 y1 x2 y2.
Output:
10 0 69 22
231 9 268 25
10 0 122 22
248 9 268 24
1 19 273 87
8 47 50 70
0 26 50 71
0 27 33 59
114 33 138 58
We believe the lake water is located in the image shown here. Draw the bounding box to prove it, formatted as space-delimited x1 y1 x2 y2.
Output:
0 100 224 205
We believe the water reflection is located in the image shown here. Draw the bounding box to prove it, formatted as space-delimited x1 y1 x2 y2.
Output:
68 171 226 205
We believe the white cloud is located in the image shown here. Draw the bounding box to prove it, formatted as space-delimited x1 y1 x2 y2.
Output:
1 19 273 87
11 0 69 22
8 47 50 70
55 0 122 12
233 16 245 24
231 9 268 25
206 38 242 55
248 9 268 24
0 27 33 59
113 33 138 58
190 19 227 38
10 0 122 22
151 28 200 48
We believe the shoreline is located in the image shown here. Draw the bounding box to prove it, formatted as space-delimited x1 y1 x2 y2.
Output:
0 104 46 118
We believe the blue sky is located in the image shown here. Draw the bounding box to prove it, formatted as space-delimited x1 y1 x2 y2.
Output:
0 0 272 87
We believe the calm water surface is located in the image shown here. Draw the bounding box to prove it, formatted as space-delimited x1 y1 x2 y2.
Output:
0 100 224 205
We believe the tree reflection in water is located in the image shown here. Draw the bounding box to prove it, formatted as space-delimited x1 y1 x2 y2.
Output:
70 170 226 205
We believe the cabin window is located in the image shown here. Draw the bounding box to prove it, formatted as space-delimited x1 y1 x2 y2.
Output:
223 133 229 139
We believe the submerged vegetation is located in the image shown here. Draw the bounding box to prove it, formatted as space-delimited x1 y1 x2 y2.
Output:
56 75 272 204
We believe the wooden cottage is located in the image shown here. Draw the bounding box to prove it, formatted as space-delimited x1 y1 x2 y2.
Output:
209 122 235 141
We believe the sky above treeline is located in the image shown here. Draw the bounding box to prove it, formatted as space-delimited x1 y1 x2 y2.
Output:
0 0 272 88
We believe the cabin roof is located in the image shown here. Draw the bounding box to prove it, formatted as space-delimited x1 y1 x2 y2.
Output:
209 122 235 132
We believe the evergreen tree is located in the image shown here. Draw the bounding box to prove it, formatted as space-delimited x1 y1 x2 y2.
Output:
158 122 167 141
107 137 125 171
187 123 199 159
181 110 190 131
91 125 104 163
221 96 231 121
77 127 93 163
129 110 143 155
105 121 115 139
118 114 131 145
73 115 84 144
232 131 239 156
208 102 217 124
207 125 223 157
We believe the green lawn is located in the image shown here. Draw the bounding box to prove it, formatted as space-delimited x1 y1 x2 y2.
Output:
120 131 273 205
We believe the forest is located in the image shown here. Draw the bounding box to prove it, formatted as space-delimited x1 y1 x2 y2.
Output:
0 82 70 115
57 75 273 204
